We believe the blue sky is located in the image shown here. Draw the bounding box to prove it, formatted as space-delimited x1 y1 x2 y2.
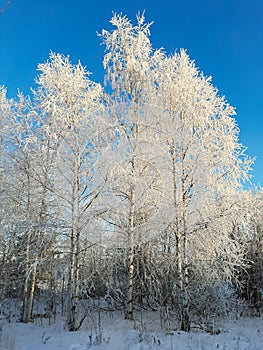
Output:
1 0 263 185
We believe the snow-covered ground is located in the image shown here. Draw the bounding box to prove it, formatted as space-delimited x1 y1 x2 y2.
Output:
1 310 263 350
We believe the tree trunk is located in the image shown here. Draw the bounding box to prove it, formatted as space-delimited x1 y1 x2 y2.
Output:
125 185 135 321
67 167 81 331
21 173 32 323
180 235 190 332
179 156 190 332
27 258 38 322
125 117 138 321
68 224 76 331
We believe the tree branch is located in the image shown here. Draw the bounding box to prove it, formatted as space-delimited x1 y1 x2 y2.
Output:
0 0 14 16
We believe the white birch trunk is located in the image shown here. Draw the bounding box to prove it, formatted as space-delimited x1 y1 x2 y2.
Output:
27 258 38 323
21 171 31 323
125 184 135 320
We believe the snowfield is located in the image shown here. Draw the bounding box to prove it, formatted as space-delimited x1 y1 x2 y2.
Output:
1 312 263 350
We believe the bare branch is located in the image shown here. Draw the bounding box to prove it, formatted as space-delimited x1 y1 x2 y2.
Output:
0 0 14 16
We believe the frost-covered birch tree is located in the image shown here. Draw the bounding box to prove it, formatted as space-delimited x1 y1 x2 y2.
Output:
156 50 253 330
234 188 263 314
0 91 37 322
100 13 165 320
0 87 58 321
34 52 104 330
0 87 18 301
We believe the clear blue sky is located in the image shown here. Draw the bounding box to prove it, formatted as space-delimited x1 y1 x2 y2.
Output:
1 0 263 185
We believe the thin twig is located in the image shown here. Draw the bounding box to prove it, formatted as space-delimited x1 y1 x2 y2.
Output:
0 0 14 16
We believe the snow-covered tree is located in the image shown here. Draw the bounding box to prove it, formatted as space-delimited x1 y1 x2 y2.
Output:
100 13 165 320
0 87 59 321
234 188 263 314
156 50 253 330
34 52 104 330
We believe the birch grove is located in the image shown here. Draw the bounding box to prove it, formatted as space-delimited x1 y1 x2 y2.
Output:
0 13 262 332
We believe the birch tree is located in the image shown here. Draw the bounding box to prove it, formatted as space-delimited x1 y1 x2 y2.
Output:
0 87 18 301
235 188 263 314
100 13 165 320
0 91 36 320
156 50 253 330
2 88 60 322
34 52 104 330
